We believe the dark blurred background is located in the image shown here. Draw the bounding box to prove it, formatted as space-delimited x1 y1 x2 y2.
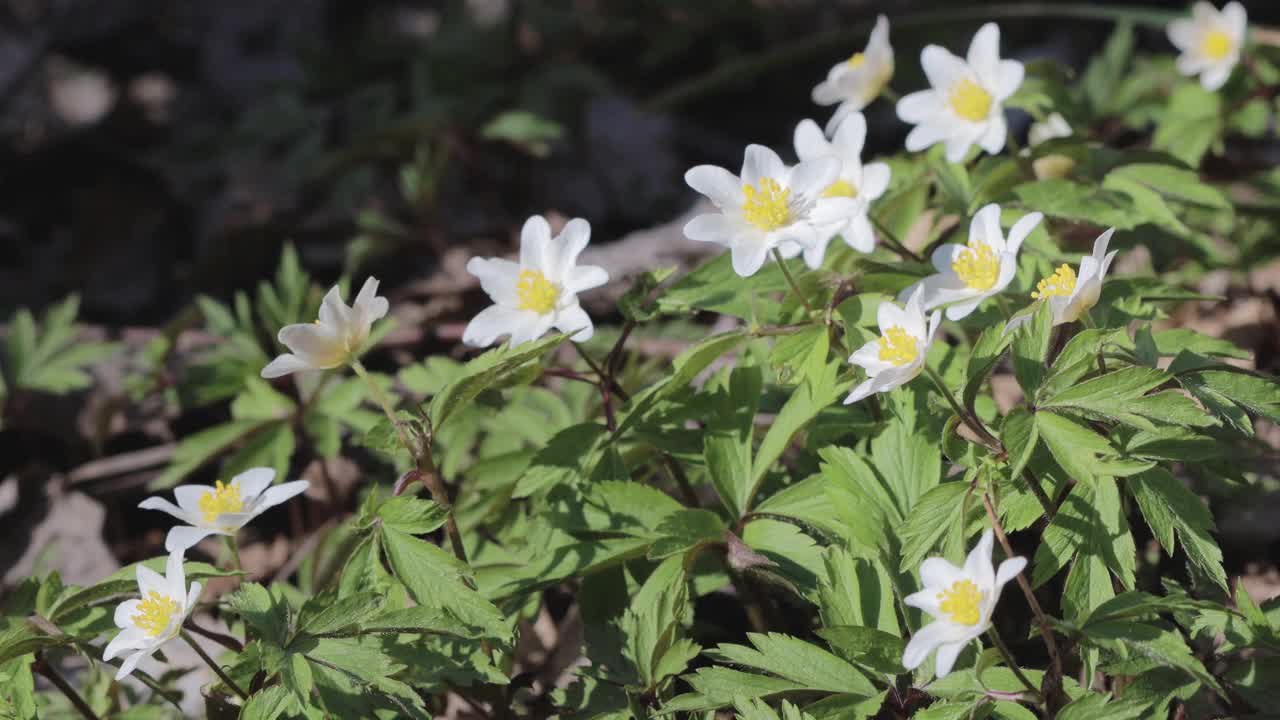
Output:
1 0 1278 325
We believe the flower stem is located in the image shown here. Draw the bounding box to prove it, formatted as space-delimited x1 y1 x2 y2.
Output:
771 249 815 316
985 626 1040 700
33 653 101 720
868 214 924 263
224 535 242 573
981 492 1067 710
923 365 1001 453
351 359 472 570
181 631 249 700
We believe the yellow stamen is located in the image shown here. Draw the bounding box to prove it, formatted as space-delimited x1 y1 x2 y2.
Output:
1201 30 1232 60
741 177 792 231
198 480 244 524
951 241 1000 291
877 326 918 367
847 52 866 69
1031 264 1077 299
133 591 179 637
949 78 992 122
515 269 559 314
822 179 859 199
937 579 983 626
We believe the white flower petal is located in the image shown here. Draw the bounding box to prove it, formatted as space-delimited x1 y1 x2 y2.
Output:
992 60 1025 100
136 563 167 599
996 556 1028 587
788 156 841 200
186 582 203 613
944 134 976 164
896 90 942 124
945 296 985 320
519 215 553 270
352 277 389 328
115 650 149 680
741 145 785 186
252 480 310 515
843 377 878 405
850 337 894 376
165 550 186 600
684 213 738 246
261 353 314 379
860 162 891 201
549 218 592 282
902 621 951 671
842 214 876 253
563 265 610 296
920 45 968 92
831 111 867 159
104 627 148 662
114 599 141 628
793 119 830 162
1223 2 1247 38
553 304 594 341
316 285 350 332
812 78 842 106
964 529 997 591
277 323 346 368
138 497 193 525
462 305 526 348
508 313 556 348
934 640 967 677
919 556 967 590
730 241 770 278
971 204 1005 252
1167 18 1196 50
876 298 908 332
232 467 276 500
1005 211 1043 255
685 165 743 208
173 485 214 516
466 257 522 307
165 526 218 553
1200 63 1233 91
966 23 1002 85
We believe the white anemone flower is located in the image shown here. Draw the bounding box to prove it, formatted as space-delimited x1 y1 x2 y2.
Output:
902 530 1027 678
1026 113 1075 180
463 215 609 348
1004 228 1118 336
779 114 891 268
684 145 850 278
103 550 201 680
1168 2 1246 91
1028 112 1072 147
898 204 1043 321
812 15 894 135
261 278 389 379
896 23 1024 163
139 468 309 552
844 288 941 405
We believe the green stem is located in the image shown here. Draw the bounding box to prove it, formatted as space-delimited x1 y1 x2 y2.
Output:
986 627 1041 701
224 535 242 573
771 248 816 316
33 653 101 720
924 365 1001 453
868 214 924 263
181 631 249 700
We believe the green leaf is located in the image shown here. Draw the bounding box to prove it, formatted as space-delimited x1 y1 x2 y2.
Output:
295 591 386 638
375 497 449 535
152 419 270 489
703 364 763 518
52 560 241 622
1152 84 1222 167
379 527 509 643
1012 179 1138 229
705 633 877 697
817 626 905 677
648 509 726 560
618 266 677 322
1127 468 1226 590
481 110 564 157
226 583 292 647
1000 409 1038 483
429 332 570 429
240 685 297 720
817 547 899 635
1010 302 1054 398
1082 21 1134 115
1034 411 1119 484
899 482 970 572
1084 621 1224 694
963 327 1012 411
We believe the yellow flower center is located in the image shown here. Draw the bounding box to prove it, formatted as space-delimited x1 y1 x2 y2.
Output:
133 591 180 637
949 78 992 122
937 579 983 626
516 269 559 314
198 480 244 524
877 326 918 367
847 52 866 68
951 241 1000 291
822 179 859 199
1201 30 1232 60
1032 264 1077 299
741 177 792 231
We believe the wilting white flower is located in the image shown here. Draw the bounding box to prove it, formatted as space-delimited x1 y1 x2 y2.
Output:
812 15 894 135
844 288 940 404
902 530 1026 678
898 204 1042 320
896 23 1023 163
1028 112 1072 147
1026 113 1075 180
463 215 608 348
684 145 852 277
1168 2 1246 91
1004 228 1118 336
103 550 200 680
779 114 891 267
261 278 389 378
139 468 309 552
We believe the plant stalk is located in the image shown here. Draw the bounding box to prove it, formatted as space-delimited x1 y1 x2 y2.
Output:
985 626 1041 700
924 366 1001 453
181 631 249 701
34 653 101 720
771 248 816 315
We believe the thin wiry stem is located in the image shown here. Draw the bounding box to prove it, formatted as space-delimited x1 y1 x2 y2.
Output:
771 249 816 315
